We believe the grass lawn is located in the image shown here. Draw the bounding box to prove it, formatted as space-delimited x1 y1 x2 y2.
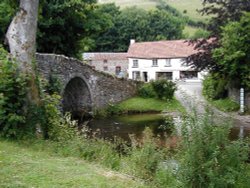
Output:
165 0 210 22
0 140 146 188
211 98 240 112
117 97 185 113
99 0 157 10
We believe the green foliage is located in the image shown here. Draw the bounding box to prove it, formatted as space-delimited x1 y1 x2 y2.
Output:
138 80 177 100
202 74 228 100
0 0 17 44
211 98 240 112
45 75 62 95
41 94 78 141
122 127 164 180
37 0 107 57
179 111 250 187
212 12 250 89
191 28 210 39
94 5 184 52
151 80 177 100
0 0 109 57
0 47 30 138
138 83 156 98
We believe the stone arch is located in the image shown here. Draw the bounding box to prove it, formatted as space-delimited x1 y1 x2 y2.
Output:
62 76 92 120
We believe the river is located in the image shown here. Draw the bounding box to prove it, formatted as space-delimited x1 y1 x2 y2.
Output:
83 113 249 143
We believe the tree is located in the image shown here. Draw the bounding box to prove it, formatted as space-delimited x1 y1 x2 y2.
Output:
6 0 39 70
188 0 250 72
92 3 121 52
93 6 184 52
0 0 18 45
0 0 110 58
37 0 103 57
6 0 40 104
212 12 250 89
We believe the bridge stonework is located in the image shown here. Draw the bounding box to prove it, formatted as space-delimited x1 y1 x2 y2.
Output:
36 53 138 114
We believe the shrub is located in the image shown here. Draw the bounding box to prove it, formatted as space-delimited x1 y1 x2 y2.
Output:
202 74 228 100
0 47 31 138
138 83 156 98
151 79 177 100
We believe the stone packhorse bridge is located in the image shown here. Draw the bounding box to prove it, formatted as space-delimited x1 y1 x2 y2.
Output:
36 54 138 117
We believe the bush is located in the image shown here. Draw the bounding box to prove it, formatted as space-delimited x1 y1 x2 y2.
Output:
138 83 156 98
0 47 31 138
151 79 177 100
178 110 250 187
202 74 228 100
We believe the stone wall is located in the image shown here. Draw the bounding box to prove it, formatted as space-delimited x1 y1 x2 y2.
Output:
36 53 139 112
88 59 128 78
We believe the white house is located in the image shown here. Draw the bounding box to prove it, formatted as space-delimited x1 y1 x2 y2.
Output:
127 40 206 82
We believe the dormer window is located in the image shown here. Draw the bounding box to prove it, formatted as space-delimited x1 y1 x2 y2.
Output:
165 59 171 67
132 60 138 68
152 59 158 67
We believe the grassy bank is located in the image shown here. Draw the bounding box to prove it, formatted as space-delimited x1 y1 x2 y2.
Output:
117 97 185 113
0 140 146 188
95 97 185 117
210 98 240 112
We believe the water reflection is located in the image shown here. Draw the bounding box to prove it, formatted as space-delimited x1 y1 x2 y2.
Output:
86 114 174 142
83 114 249 144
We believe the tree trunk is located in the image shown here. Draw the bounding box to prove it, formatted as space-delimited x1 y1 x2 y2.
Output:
6 0 40 104
6 0 39 72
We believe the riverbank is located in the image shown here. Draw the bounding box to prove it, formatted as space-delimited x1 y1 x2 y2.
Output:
0 140 146 188
95 97 185 118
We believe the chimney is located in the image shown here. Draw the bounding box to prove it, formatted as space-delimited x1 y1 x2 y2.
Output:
130 39 135 45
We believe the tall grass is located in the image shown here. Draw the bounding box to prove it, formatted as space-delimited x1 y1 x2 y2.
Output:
2 108 249 187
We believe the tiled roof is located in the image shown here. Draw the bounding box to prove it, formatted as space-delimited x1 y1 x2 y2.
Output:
83 52 128 61
127 40 197 59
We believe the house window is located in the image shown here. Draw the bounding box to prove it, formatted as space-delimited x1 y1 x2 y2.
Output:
152 59 158 67
156 72 173 80
103 66 108 71
180 71 198 79
132 60 138 68
103 59 108 63
165 59 171 67
115 66 121 75
132 71 140 80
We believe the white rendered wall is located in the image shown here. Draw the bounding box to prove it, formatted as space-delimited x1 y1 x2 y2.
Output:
128 58 205 82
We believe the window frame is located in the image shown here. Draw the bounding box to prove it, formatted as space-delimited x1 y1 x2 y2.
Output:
165 59 171 67
132 59 139 68
152 59 158 67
